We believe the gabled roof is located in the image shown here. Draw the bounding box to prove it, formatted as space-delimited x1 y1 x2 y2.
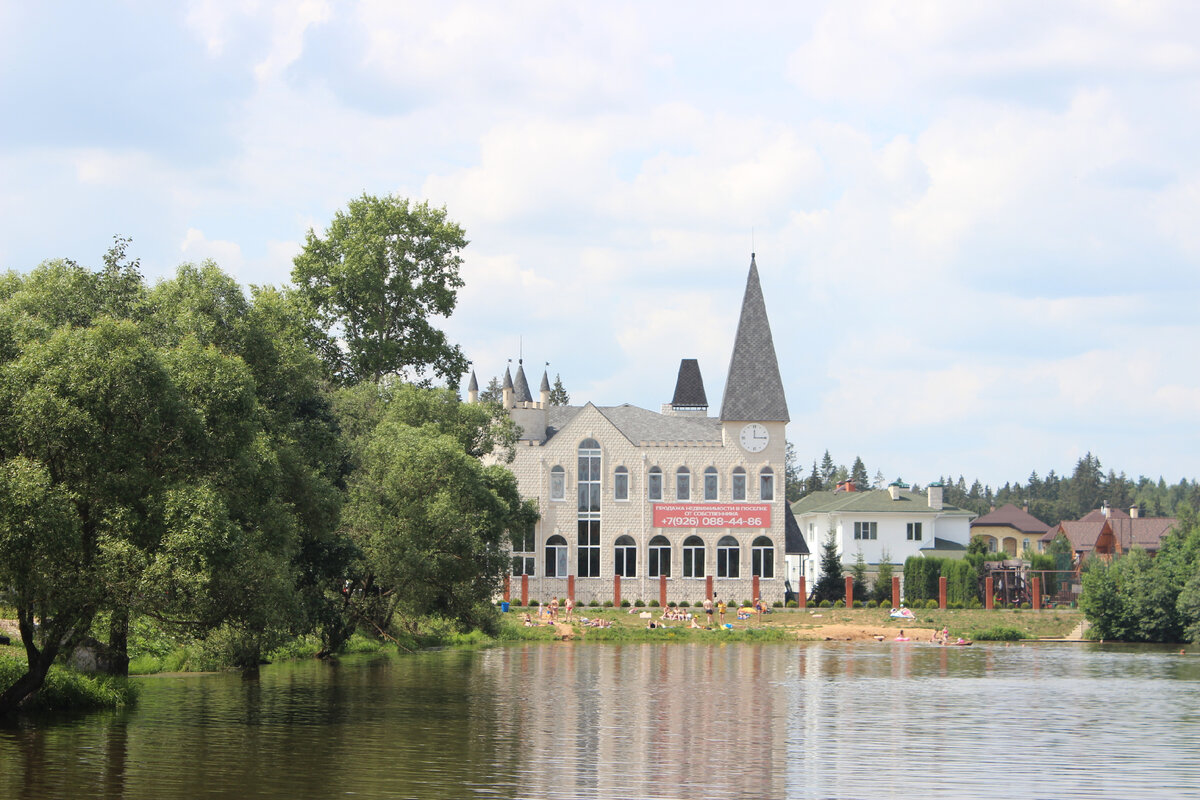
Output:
720 255 789 423
1044 516 1178 553
671 359 708 408
791 488 973 517
1079 507 1130 522
1042 520 1107 552
543 403 722 445
971 504 1050 534
785 505 808 555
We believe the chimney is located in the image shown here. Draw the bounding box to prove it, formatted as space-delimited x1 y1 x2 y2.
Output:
887 480 902 501
927 481 944 511
1130 505 1140 519
1102 501 1110 518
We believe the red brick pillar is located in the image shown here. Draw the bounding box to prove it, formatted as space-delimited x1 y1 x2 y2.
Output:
659 574 667 608
503 574 510 602
892 575 901 609
568 575 575 605
521 574 529 606
798 576 806 609
985 576 994 610
706 575 714 601
939 576 947 610
614 575 621 608
1032 575 1042 610
845 575 854 608
752 575 760 604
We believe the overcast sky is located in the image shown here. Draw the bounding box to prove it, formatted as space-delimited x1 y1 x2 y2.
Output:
3 1 1200 490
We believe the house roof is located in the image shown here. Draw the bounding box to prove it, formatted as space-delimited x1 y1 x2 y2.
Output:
791 488 974 517
671 358 708 408
971 504 1050 534
1042 520 1105 552
543 403 723 445
785 505 808 555
931 537 967 551
719 255 789 423
1044 516 1178 553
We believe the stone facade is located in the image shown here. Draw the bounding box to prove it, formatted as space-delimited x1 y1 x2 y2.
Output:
477 255 791 606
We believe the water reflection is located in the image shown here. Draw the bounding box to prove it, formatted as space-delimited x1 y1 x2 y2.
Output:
2 642 1199 799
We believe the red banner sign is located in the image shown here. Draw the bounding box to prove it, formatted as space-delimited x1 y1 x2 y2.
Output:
653 503 771 528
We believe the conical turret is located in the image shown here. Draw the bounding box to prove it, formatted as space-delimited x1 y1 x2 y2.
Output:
720 254 789 422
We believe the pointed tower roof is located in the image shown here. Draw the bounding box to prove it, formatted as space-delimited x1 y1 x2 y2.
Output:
467 370 478 392
513 360 533 403
670 359 708 410
540 370 550 393
720 254 789 422
502 366 514 390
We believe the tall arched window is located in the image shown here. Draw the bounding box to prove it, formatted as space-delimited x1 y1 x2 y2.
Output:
759 467 774 501
545 534 568 577
676 466 691 501
648 466 663 501
614 466 629 501
648 535 671 577
717 535 740 578
550 465 565 501
752 535 774 579
704 466 718 501
577 439 601 578
615 535 636 578
682 535 705 578
732 466 747 501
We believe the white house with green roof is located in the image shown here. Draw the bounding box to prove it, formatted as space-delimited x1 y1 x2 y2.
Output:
789 481 975 592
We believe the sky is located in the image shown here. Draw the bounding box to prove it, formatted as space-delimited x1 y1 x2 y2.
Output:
3 1 1200 491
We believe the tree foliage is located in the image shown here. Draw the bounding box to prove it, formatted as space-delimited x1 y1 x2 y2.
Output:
810 530 844 604
291 194 470 386
548 374 569 406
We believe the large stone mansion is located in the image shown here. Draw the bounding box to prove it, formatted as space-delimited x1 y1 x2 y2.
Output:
468 255 797 605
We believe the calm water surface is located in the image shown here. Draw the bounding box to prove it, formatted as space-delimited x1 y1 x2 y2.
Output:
2 642 1199 799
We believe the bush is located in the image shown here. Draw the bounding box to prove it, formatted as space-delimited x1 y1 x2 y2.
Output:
742 599 753 608
621 599 631 607
667 601 677 608
528 599 539 607
603 600 613 607
679 600 690 608
925 599 939 609
634 599 645 607
833 599 845 608
649 600 660 607
786 600 798 608
853 600 863 608
968 597 982 609
773 601 783 608
819 600 832 608
589 599 600 607
973 626 1025 641
948 601 962 609
1020 602 1031 609
863 599 876 608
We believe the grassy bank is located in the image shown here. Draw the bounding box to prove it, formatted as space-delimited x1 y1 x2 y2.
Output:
494 604 1084 643
0 645 137 713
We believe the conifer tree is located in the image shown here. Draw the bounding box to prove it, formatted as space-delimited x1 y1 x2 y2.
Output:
811 530 845 604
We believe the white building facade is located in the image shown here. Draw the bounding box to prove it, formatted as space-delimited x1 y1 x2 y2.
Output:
474 256 794 605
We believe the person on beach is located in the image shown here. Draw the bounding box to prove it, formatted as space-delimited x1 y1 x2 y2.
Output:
565 596 575 621
703 596 714 627
549 597 559 620
717 599 727 626
754 597 764 623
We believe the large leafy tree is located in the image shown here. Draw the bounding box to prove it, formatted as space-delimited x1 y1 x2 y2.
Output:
292 194 470 386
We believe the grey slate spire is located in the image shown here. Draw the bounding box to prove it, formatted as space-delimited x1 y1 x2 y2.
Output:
539 370 551 393
467 370 479 393
670 359 708 410
513 359 533 403
719 254 789 422
502 366 514 390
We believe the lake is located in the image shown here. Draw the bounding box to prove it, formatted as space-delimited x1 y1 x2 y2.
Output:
2 641 1199 799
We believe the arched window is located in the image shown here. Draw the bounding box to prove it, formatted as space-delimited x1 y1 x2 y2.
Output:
648 535 671 577
704 466 718 501
683 535 705 578
732 466 747 501
752 535 774 579
550 465 565 501
578 440 601 577
615 535 636 578
614 466 629 501
648 466 663 501
545 534 568 578
759 467 774 501
717 535 740 578
676 466 691 501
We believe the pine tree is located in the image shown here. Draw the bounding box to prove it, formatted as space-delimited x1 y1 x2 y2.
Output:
819 450 836 490
851 550 869 602
811 530 845 604
479 376 503 404
548 373 569 405
873 469 886 489
805 461 823 495
850 456 869 489
785 442 803 503
873 549 894 605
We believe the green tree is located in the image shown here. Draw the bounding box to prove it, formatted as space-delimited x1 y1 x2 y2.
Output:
872 549 894 605
785 442 803 503
819 450 836 490
548 374 569 405
850 550 869 602
810 530 844 604
478 376 503 404
850 456 869 489
291 194 470 385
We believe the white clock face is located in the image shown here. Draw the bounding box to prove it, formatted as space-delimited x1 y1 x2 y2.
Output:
739 423 769 453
